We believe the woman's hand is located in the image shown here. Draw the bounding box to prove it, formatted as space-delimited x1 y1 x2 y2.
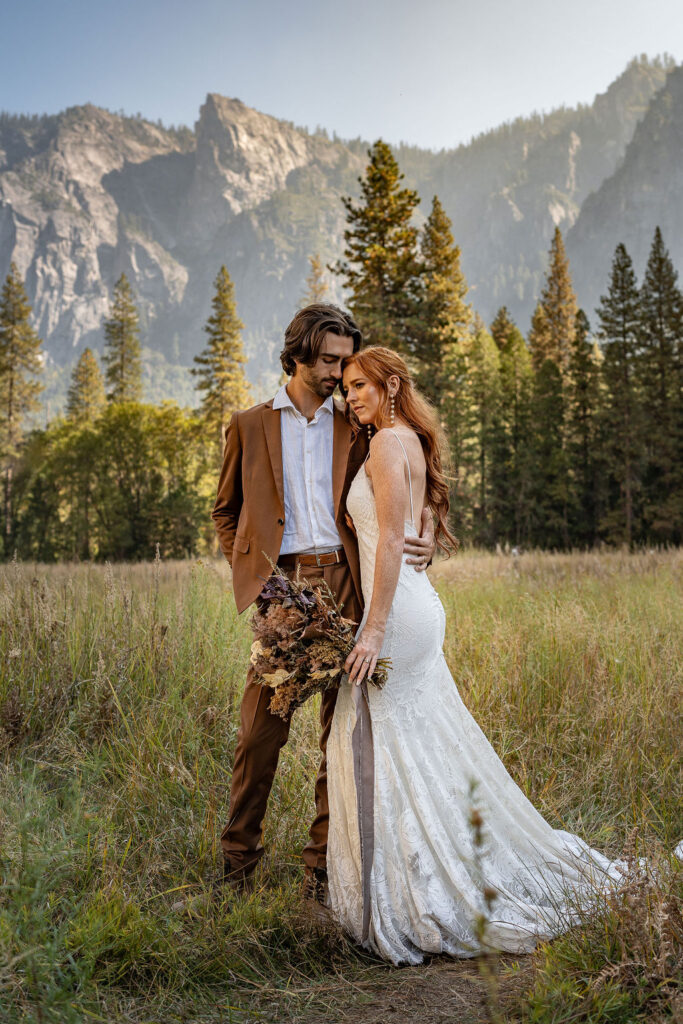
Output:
344 623 386 685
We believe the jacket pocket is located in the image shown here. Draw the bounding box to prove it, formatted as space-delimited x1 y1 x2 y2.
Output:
233 534 250 554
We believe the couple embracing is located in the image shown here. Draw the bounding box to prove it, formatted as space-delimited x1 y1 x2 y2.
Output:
213 303 630 966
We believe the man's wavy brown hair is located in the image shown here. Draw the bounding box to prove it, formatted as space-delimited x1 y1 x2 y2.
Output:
342 346 459 555
280 304 362 376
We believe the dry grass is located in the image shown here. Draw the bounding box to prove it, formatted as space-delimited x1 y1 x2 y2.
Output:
0 549 681 1023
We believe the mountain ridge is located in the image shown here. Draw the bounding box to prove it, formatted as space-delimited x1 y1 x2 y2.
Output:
567 62 683 317
0 55 679 409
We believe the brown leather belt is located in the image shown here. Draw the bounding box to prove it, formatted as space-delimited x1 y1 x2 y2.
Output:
277 549 346 568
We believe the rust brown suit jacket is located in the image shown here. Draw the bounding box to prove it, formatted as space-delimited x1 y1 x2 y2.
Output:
212 397 369 614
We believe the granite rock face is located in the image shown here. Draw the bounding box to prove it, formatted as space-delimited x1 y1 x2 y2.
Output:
0 57 680 407
0 97 360 396
567 64 683 319
0 106 188 363
396 56 675 327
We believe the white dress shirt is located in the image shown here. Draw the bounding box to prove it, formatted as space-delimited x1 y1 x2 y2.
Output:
273 384 342 555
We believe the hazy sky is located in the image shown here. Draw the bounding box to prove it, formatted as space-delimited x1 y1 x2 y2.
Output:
1 0 681 150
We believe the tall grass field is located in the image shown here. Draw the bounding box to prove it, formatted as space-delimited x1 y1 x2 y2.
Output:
0 550 681 1023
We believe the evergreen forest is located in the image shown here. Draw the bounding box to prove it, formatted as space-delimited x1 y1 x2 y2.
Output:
1 142 681 560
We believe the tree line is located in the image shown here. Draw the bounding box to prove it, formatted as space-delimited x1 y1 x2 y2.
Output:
0 139 681 559
0 268 250 560
332 140 682 549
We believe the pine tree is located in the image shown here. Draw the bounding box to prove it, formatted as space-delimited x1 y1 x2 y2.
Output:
333 139 422 352
103 273 142 403
528 228 578 373
440 340 469 538
489 315 534 545
444 324 501 544
415 195 472 404
596 244 643 546
66 348 106 424
566 309 604 545
63 348 106 559
528 358 570 547
490 306 517 351
300 253 329 306
637 227 683 542
0 262 43 549
192 265 251 447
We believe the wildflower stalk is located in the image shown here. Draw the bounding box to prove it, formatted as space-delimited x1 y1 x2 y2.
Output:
468 781 504 1024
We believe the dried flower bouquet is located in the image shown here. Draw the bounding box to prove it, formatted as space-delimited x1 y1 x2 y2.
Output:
250 561 390 719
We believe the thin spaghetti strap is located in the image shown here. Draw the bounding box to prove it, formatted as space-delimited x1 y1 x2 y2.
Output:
387 429 414 525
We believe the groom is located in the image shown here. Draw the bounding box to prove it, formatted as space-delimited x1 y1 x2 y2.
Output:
212 303 434 900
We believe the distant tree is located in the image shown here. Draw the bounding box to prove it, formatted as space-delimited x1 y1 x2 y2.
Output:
596 243 643 546
300 253 329 306
0 262 43 550
103 274 142 403
192 266 251 448
415 195 472 404
66 348 106 423
637 227 683 542
46 420 101 560
12 402 215 562
528 358 570 547
439 340 469 538
528 228 578 373
88 402 212 560
11 427 64 561
490 319 534 545
566 309 604 545
445 324 501 544
333 139 422 352
490 306 517 351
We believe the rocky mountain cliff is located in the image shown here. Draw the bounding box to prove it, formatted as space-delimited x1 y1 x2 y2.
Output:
0 97 362 404
567 63 683 319
396 55 674 324
0 56 679 409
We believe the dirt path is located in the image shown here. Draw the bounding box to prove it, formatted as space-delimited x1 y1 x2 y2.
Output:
333 957 530 1024
246 955 533 1024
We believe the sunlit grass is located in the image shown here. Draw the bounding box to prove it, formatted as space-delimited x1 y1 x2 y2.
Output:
0 550 681 1022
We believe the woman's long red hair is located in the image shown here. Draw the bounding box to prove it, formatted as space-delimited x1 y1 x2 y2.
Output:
342 346 459 555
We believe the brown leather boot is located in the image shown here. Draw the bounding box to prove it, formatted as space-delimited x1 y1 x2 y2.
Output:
172 859 255 914
221 857 256 895
302 866 329 909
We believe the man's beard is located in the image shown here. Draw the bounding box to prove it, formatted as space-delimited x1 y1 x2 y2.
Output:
302 369 339 398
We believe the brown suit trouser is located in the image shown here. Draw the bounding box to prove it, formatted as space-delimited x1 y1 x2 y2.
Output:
221 558 362 876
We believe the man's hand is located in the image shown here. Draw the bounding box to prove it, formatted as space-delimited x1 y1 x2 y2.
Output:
403 507 435 573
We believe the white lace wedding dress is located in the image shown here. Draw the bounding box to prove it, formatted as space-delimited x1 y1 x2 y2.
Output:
327 431 630 966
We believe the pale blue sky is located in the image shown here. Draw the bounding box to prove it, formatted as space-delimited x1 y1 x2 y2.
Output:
1 0 681 149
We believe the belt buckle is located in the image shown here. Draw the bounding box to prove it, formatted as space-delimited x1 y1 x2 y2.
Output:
315 550 339 567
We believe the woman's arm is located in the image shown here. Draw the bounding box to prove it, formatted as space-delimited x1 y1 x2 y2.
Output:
344 431 406 685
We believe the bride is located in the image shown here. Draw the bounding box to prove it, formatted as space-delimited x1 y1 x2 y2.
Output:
326 345 634 966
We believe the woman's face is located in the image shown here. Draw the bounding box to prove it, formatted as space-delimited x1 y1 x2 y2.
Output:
342 363 383 426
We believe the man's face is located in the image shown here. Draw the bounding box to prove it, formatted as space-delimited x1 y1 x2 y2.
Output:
296 332 355 398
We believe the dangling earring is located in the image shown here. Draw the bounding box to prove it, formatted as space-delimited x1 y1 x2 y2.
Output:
367 423 373 441
389 393 395 427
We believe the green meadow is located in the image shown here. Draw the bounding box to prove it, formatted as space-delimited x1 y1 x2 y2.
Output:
0 550 681 1023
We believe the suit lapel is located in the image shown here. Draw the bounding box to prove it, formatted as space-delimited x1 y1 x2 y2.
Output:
262 401 285 512
333 404 353 516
